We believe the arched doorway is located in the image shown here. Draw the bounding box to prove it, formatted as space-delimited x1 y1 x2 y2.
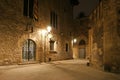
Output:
79 40 86 59
22 39 36 61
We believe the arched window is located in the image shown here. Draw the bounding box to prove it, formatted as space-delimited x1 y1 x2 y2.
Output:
79 39 86 45
22 39 36 61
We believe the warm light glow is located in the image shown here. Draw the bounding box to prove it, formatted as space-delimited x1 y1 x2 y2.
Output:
73 39 77 43
48 34 53 39
38 30 41 35
47 26 52 32
32 37 36 41
42 29 47 36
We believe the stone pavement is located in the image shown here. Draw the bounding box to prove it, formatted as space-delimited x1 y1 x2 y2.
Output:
0 59 120 80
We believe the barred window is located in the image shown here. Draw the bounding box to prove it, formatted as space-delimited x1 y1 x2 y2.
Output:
50 11 58 29
23 0 34 18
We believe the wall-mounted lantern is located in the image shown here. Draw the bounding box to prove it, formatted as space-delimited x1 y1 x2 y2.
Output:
73 38 77 43
47 26 52 33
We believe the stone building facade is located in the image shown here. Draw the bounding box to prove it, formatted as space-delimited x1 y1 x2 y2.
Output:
0 0 75 65
72 18 89 59
88 0 120 72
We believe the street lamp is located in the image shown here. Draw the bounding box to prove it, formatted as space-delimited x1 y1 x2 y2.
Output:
41 26 52 62
47 26 52 33
73 38 77 43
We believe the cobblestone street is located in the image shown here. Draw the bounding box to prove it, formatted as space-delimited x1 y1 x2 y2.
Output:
0 60 120 80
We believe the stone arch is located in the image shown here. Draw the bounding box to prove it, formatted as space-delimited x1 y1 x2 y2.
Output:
79 39 86 45
72 35 88 59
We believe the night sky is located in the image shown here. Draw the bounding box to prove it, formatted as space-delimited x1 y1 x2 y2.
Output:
73 0 99 18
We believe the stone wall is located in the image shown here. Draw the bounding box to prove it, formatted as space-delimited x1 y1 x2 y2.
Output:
0 0 73 65
0 0 25 65
72 18 89 59
103 0 120 72
88 0 120 72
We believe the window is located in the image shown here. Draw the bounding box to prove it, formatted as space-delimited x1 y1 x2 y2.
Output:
50 11 58 28
66 43 69 52
79 40 86 45
118 10 120 14
24 0 38 32
23 0 34 18
49 40 55 51
22 39 36 61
